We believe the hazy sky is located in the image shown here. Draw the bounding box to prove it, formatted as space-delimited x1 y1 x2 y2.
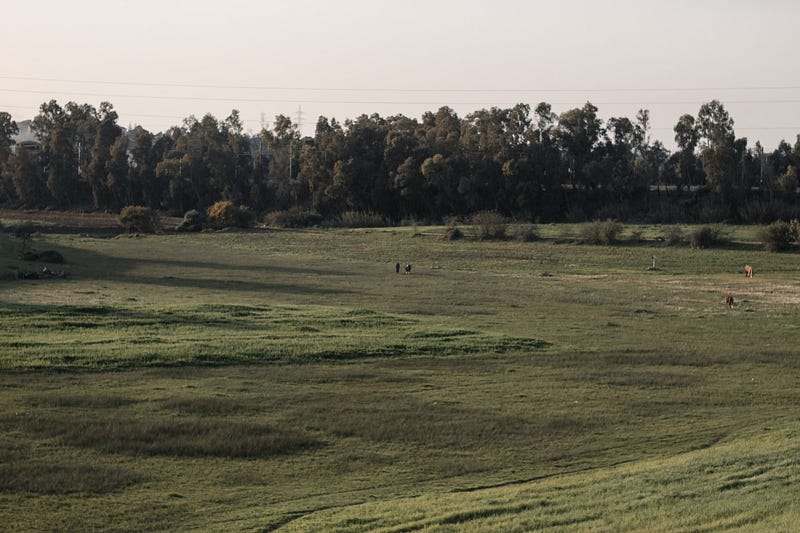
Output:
3 0 799 149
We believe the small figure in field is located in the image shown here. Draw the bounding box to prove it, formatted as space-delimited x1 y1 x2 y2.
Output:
395 262 401 274
725 294 735 309
744 264 754 278
404 264 412 274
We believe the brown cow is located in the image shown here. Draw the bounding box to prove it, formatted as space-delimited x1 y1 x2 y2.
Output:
744 264 754 278
725 294 735 308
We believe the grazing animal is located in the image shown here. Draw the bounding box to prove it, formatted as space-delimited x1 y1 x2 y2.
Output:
725 294 735 308
404 264 412 274
744 264 754 278
395 262 401 274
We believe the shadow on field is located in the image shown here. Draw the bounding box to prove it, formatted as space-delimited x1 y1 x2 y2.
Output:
8 239 354 296
130 275 351 295
129 256 357 277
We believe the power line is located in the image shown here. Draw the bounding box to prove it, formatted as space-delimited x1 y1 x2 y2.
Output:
4 87 800 107
2 75 800 93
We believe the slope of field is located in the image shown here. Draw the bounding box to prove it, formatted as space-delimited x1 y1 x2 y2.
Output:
1 219 799 531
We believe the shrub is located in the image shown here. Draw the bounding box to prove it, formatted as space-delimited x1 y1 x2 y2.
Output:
471 210 507 240
663 226 685 246
513 224 539 242
580 219 622 245
264 208 323 228
689 224 728 249
206 201 254 229
177 209 204 232
443 227 464 240
119 206 161 234
330 210 387 228
757 220 799 252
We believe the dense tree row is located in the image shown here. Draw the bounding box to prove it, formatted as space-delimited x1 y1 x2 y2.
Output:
1 99 799 222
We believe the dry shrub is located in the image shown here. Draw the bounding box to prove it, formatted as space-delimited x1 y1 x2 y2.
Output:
513 224 539 242
663 225 685 246
176 209 204 232
206 201 254 229
443 227 464 240
689 224 728 249
118 206 160 233
757 220 799 252
471 210 507 240
264 208 323 228
580 219 622 245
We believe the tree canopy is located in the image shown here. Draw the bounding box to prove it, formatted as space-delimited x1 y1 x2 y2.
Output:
1 99 799 223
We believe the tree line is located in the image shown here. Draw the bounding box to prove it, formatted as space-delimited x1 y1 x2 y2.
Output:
1 99 799 223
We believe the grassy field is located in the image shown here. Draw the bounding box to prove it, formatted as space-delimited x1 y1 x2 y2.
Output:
1 220 799 531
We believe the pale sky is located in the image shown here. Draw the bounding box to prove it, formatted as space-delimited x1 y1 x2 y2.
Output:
3 0 799 150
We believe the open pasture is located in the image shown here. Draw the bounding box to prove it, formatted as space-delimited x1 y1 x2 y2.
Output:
1 223 799 531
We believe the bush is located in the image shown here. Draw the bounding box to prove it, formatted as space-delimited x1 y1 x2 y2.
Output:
206 201 254 229
118 206 160 233
177 209 204 232
330 210 387 228
443 227 464 240
580 219 622 245
264 208 323 228
757 220 799 252
471 210 507 240
689 224 728 249
513 224 539 242
663 226 685 246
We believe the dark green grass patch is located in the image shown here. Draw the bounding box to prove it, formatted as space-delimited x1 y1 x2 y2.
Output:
0 462 145 494
0 303 549 370
9 414 322 458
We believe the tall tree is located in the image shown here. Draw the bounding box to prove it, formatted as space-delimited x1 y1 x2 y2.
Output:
0 112 19 202
696 100 737 200
33 101 81 207
106 134 129 208
87 102 122 210
555 102 604 189
7 145 46 208
673 113 701 190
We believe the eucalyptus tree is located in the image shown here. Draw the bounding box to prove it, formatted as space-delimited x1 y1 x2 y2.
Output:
297 116 346 216
0 112 18 202
105 134 129 209
383 114 425 219
555 102 604 189
32 100 79 207
418 107 465 216
258 114 306 210
87 102 122 210
696 100 737 200
673 113 701 190
335 113 389 214
221 110 252 204
6 143 46 208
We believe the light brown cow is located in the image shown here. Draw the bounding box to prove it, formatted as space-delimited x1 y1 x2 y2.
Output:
744 264 754 278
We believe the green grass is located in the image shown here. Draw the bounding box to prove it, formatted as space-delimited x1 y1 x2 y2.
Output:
1 223 799 531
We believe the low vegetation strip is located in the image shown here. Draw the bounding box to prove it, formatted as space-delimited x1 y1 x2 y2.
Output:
0 303 549 370
280 421 800 532
6 414 321 459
